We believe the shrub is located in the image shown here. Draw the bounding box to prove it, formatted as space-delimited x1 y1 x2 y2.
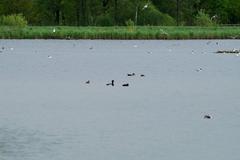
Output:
96 14 114 26
125 19 135 31
194 10 215 26
138 4 176 26
0 14 28 27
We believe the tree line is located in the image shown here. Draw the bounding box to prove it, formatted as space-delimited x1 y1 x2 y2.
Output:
0 0 239 26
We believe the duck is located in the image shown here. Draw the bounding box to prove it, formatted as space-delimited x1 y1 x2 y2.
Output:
106 80 114 86
196 68 203 72
204 115 211 119
122 83 129 87
127 73 135 76
140 74 145 77
85 80 90 84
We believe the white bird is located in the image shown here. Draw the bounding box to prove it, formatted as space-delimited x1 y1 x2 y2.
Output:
211 15 217 20
53 28 56 33
142 4 148 10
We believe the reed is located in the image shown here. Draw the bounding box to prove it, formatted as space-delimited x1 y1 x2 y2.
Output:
0 26 240 39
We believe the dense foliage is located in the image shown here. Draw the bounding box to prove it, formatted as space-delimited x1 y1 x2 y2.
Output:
0 0 239 26
0 14 27 27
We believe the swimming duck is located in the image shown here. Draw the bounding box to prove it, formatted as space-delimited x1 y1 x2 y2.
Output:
204 115 211 119
196 68 203 72
106 80 114 86
122 83 129 87
127 73 135 76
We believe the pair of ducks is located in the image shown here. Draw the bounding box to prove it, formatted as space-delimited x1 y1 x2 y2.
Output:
86 80 129 87
106 80 129 87
128 73 145 77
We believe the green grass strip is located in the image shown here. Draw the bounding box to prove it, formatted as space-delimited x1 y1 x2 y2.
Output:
0 26 240 39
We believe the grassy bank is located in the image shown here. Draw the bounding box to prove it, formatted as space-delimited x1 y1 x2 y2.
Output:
0 26 240 39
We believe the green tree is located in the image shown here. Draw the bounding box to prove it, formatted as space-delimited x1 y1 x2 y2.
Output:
227 0 240 24
197 0 229 24
194 9 215 26
0 0 33 23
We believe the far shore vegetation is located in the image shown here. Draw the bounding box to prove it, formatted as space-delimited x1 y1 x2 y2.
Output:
0 25 240 40
0 0 240 40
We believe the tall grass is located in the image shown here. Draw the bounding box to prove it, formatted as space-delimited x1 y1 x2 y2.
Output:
0 14 28 28
0 26 240 39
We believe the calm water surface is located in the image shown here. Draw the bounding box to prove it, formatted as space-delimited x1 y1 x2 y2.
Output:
0 40 240 160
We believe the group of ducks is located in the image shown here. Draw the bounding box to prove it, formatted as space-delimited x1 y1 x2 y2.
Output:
0 46 14 53
85 73 212 120
85 79 116 86
85 73 145 87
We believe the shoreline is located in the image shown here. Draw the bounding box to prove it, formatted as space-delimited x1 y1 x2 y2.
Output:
0 26 240 40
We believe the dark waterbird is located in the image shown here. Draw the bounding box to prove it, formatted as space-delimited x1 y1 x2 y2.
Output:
216 49 240 54
85 80 90 84
106 80 114 86
204 115 212 119
196 68 203 72
127 73 135 76
206 41 211 45
122 83 129 87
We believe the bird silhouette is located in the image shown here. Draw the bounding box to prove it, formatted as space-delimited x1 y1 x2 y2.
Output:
106 80 114 86
127 73 135 76
204 115 211 119
122 83 129 87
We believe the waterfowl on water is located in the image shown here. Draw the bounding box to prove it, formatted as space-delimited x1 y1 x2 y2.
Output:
204 115 212 119
106 80 114 86
122 83 129 87
85 80 90 84
140 74 145 77
127 73 135 76
196 68 203 72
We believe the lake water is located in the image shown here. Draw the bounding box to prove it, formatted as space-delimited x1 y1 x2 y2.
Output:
0 40 240 160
